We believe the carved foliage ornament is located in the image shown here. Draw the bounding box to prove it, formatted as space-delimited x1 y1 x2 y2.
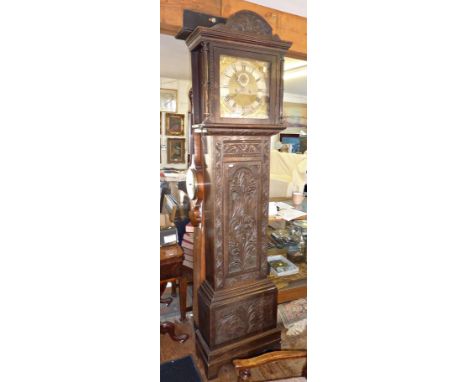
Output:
227 167 259 275
214 140 224 288
261 139 270 276
214 294 274 345
223 142 262 155
213 138 271 288
223 10 273 37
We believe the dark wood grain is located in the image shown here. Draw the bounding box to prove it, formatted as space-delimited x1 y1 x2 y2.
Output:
233 349 306 369
277 284 307 305
233 350 307 381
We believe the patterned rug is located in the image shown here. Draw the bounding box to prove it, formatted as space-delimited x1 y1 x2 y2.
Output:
277 298 307 336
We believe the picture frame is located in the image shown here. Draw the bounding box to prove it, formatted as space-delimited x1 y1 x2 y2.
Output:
167 138 186 164
160 88 178 112
165 113 185 136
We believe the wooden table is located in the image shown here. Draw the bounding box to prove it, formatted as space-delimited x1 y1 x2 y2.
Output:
160 244 189 343
268 248 307 304
268 197 307 304
160 244 187 321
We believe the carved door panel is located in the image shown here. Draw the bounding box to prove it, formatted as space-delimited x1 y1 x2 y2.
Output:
213 292 276 346
210 136 270 290
224 161 261 280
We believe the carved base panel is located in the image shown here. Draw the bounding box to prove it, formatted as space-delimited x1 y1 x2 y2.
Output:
198 278 278 348
195 325 281 379
196 278 281 379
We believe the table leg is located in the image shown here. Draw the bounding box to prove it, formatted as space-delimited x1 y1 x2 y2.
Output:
160 321 189 343
179 276 187 321
171 282 177 297
160 282 167 297
160 281 173 306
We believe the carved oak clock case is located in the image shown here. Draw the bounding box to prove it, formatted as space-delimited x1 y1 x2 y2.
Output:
183 11 291 379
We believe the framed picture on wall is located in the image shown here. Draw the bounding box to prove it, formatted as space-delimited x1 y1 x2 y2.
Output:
160 88 177 112
167 138 185 164
165 113 185 136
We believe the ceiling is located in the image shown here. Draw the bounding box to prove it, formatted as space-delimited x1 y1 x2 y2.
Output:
160 34 306 96
248 0 306 17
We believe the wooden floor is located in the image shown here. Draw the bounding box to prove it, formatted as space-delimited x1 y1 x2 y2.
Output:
160 315 307 382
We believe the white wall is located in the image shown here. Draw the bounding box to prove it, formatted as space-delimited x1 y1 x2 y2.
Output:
160 77 191 169
271 92 307 148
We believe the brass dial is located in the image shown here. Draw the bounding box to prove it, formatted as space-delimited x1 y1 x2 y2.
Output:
219 55 270 119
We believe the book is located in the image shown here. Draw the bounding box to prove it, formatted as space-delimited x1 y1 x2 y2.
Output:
182 247 193 256
182 233 194 243
185 223 195 233
181 240 193 250
182 255 193 268
267 255 299 277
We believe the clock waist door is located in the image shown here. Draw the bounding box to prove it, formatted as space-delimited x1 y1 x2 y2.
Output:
206 136 270 291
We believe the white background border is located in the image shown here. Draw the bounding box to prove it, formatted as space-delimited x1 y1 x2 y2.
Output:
1 1 468 381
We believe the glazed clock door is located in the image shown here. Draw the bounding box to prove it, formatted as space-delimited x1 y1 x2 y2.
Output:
212 47 280 125
219 55 270 119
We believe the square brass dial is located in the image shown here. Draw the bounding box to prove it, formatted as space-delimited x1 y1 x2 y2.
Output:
219 55 270 119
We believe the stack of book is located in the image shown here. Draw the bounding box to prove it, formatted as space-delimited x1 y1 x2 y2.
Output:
181 223 195 269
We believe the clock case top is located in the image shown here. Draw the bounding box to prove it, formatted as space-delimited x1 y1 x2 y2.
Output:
185 11 292 129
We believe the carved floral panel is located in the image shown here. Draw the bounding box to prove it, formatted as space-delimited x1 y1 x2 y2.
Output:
223 142 262 155
225 164 261 276
213 293 275 345
213 137 271 289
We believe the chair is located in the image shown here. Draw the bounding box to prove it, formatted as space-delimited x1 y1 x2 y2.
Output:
233 350 307 382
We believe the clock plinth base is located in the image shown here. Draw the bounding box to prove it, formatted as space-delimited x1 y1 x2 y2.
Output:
195 326 281 380
195 279 281 379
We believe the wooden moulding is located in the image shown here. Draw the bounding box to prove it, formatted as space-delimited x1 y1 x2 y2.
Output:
185 25 292 53
193 123 286 136
195 325 281 379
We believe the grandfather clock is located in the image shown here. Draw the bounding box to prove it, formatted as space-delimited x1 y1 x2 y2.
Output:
182 10 291 379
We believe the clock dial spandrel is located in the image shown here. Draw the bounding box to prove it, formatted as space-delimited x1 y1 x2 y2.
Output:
219 55 270 119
